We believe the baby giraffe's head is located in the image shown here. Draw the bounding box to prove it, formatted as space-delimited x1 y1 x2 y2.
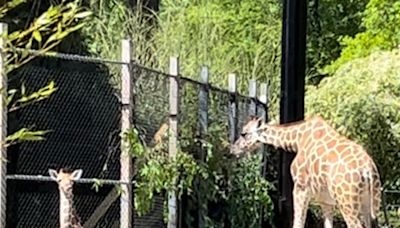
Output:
49 168 82 194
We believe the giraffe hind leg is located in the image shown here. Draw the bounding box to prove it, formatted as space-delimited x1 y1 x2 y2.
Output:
339 207 364 228
337 195 365 228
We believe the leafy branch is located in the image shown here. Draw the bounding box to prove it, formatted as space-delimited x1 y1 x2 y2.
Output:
0 0 92 147
7 81 57 112
3 0 92 73
4 127 50 148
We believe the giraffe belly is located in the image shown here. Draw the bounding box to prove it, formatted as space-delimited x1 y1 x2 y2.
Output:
311 188 336 206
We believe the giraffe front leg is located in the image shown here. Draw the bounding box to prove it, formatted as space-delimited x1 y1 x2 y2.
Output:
320 204 334 228
292 184 311 228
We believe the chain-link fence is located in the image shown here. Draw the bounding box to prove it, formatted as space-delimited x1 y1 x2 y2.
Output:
6 54 124 228
4 47 272 228
131 60 274 228
5 51 173 227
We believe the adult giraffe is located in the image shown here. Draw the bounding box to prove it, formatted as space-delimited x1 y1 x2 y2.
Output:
231 115 381 228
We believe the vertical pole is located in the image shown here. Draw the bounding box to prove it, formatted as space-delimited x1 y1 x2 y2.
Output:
280 0 307 226
248 79 257 116
258 83 268 121
120 39 133 228
257 83 268 228
258 83 269 176
198 66 209 148
0 23 8 228
228 73 238 146
197 66 209 227
168 57 179 228
226 73 237 227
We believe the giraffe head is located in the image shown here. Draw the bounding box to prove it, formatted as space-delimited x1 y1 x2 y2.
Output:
231 115 264 157
49 168 82 193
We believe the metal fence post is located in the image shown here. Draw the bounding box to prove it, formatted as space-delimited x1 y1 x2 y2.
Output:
0 22 7 228
226 73 238 227
228 73 238 146
258 83 268 121
168 57 179 228
198 66 209 157
197 65 209 227
248 79 257 116
120 39 134 228
258 83 269 173
258 83 269 228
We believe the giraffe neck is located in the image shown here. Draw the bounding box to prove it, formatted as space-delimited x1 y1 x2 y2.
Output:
59 187 78 228
259 121 306 151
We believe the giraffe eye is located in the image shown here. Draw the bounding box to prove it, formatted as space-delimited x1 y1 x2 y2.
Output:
240 132 247 137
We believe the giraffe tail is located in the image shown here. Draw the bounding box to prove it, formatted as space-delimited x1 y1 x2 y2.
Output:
362 168 379 228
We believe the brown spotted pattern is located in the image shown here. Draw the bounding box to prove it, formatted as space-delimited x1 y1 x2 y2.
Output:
49 168 83 228
231 115 381 228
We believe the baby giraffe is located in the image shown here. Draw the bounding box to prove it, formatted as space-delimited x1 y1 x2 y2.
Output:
49 168 83 228
231 115 381 228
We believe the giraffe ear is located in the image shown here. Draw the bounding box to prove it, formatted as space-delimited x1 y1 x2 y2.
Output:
71 169 83 180
256 117 264 127
48 169 58 180
247 115 258 122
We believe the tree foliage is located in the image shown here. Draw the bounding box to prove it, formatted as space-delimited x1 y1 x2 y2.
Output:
82 0 282 117
82 0 157 68
324 0 400 73
306 0 368 82
155 0 282 116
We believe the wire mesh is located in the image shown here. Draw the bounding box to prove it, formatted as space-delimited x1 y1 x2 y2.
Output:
5 50 270 228
131 63 169 227
8 56 121 179
178 77 201 152
6 54 124 227
132 64 169 145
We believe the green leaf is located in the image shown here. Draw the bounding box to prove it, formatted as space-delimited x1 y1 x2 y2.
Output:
7 89 17 105
6 128 50 144
32 30 42 43
74 11 93 19
20 83 25 95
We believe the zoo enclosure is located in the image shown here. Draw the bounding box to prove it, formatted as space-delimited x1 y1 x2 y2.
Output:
0 33 272 228
0 30 397 228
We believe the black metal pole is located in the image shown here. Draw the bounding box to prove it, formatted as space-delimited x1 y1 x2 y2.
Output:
279 0 307 227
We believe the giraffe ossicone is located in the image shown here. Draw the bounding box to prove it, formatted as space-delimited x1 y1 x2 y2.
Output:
231 115 381 228
49 168 83 228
